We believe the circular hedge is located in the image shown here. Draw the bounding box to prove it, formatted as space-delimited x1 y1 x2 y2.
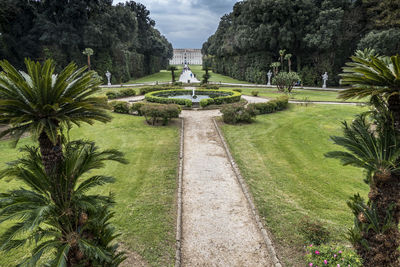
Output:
144 89 241 108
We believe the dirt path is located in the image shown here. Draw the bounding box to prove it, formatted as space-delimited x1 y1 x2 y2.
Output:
180 110 274 266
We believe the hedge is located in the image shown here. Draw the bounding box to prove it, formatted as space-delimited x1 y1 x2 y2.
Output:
139 86 181 95
140 103 181 125
109 101 130 114
106 88 136 99
248 96 289 114
145 89 241 108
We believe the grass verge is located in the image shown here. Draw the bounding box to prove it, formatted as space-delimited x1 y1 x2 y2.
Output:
0 113 179 266
220 104 369 266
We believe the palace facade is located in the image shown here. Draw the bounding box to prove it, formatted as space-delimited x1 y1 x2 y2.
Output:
170 49 202 65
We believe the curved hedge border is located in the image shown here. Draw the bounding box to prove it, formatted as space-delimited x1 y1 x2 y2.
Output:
145 89 241 108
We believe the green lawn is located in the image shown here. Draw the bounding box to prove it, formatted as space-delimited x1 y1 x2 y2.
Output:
0 114 179 266
220 104 369 266
189 65 250 84
229 87 368 102
126 67 182 84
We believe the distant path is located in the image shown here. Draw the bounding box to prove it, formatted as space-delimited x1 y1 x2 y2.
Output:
179 70 200 83
180 110 274 266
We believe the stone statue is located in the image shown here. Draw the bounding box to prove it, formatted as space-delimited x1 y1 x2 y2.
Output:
322 72 328 88
106 71 111 86
267 70 273 86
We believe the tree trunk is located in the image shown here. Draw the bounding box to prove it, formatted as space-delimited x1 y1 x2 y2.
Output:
87 55 91 71
172 70 175 83
356 174 400 267
388 94 400 131
38 131 63 176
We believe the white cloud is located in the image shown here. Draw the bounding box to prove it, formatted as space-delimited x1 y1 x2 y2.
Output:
113 0 237 48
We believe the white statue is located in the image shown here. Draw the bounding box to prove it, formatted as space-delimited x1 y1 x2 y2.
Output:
267 70 273 86
322 72 328 88
106 71 111 86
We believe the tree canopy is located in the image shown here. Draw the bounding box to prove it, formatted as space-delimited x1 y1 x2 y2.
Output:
0 0 173 83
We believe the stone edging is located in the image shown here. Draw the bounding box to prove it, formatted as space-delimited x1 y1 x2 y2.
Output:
212 118 282 267
175 118 184 267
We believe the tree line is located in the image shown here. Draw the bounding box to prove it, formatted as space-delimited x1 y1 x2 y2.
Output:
202 0 400 86
0 0 173 83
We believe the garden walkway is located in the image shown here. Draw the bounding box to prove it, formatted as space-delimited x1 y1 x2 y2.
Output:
179 110 275 266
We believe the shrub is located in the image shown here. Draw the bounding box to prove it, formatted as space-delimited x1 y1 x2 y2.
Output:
251 90 259 96
248 96 289 114
201 84 220 89
305 244 362 267
106 88 136 99
140 104 181 125
298 216 330 245
221 103 257 124
173 81 183 86
109 101 130 114
130 102 145 115
200 98 215 108
272 72 300 93
139 86 178 95
233 89 242 93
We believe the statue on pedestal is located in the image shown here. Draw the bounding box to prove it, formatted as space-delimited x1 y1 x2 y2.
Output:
106 71 111 86
322 72 328 88
267 70 273 86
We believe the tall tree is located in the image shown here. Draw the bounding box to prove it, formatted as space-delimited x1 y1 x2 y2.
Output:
82 48 94 70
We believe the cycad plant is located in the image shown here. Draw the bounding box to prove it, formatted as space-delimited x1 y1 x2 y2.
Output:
340 52 400 130
0 59 111 175
0 140 127 266
327 53 400 265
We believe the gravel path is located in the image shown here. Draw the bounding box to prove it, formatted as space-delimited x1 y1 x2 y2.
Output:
180 110 273 266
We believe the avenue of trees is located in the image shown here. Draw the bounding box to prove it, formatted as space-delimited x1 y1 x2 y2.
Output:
0 0 173 83
202 0 400 86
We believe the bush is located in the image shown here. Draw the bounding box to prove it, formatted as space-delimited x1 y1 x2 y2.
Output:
139 86 179 95
232 89 242 93
130 102 145 115
173 82 183 86
272 72 300 93
109 101 130 114
201 84 220 89
140 104 181 125
305 244 362 267
248 96 289 114
106 88 136 99
251 90 259 96
221 103 257 124
298 216 330 245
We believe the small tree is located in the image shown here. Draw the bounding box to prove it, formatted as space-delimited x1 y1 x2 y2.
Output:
285 53 292 72
167 65 177 83
270 62 281 76
202 66 211 84
82 48 94 70
279 49 286 70
272 72 300 93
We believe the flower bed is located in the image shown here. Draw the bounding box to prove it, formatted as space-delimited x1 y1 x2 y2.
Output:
144 89 241 108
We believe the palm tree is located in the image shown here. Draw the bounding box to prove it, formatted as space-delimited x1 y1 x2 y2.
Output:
326 112 400 266
167 65 178 83
339 52 400 130
0 59 111 175
279 49 286 70
0 140 127 266
270 62 281 76
82 48 94 70
285 53 292 72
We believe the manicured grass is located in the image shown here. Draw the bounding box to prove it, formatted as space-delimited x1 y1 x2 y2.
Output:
228 87 369 102
189 65 250 84
220 104 369 266
0 114 179 266
126 67 182 84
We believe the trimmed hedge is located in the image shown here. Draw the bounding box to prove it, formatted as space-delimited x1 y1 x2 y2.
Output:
139 86 181 95
221 103 257 124
109 101 130 114
145 89 241 108
248 96 289 114
106 88 136 99
140 103 181 125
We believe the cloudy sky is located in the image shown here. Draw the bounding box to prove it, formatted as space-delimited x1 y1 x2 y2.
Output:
114 0 238 48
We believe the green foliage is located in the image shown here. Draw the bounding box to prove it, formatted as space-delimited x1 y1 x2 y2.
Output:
251 90 259 96
130 102 145 115
140 104 181 125
0 141 127 266
139 86 177 95
0 1 172 82
200 84 220 89
0 59 111 144
106 88 136 99
298 216 330 245
167 66 178 83
272 72 300 93
358 29 400 56
110 101 130 114
221 103 257 124
247 96 289 114
232 89 242 93
305 244 362 267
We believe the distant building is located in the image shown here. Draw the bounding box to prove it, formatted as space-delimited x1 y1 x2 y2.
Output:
170 49 202 65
